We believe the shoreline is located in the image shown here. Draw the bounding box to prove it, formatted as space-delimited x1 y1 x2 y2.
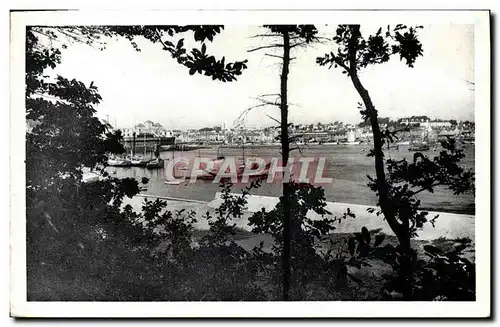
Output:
134 191 475 216
124 193 475 242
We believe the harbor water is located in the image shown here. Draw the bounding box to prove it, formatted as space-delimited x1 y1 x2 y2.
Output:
107 143 475 214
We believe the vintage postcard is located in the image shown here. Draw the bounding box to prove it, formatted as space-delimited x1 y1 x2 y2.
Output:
10 9 490 318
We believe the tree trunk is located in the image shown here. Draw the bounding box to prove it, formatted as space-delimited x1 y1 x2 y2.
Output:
349 72 400 234
280 30 292 301
397 231 414 299
349 71 413 300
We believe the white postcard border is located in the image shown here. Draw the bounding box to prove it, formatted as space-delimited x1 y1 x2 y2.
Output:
9 9 491 318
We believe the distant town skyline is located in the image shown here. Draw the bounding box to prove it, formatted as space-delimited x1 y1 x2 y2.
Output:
115 115 474 132
46 24 475 130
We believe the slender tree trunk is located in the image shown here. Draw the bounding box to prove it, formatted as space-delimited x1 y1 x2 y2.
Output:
349 71 413 300
349 73 397 231
280 30 292 301
397 230 414 299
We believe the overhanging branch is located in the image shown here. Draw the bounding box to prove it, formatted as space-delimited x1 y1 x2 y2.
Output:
248 44 284 52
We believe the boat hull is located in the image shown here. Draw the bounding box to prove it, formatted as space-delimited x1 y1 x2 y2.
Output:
408 145 430 151
131 160 148 167
146 159 165 169
107 159 132 167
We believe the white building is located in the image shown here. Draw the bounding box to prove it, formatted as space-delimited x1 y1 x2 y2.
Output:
122 120 172 138
429 121 452 128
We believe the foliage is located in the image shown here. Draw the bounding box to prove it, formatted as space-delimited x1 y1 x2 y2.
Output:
368 138 475 238
169 180 268 300
26 23 476 302
248 182 358 298
202 180 260 246
415 238 475 301
316 24 423 73
32 25 248 82
343 232 475 301
316 24 475 300
26 26 144 288
262 25 319 43
25 25 251 301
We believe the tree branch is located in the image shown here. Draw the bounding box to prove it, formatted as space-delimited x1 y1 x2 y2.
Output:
266 114 281 125
290 41 308 49
409 182 442 197
252 96 281 107
155 28 173 51
326 52 350 72
248 33 282 39
259 93 281 98
264 53 284 59
248 44 284 52
265 53 297 61
290 145 305 156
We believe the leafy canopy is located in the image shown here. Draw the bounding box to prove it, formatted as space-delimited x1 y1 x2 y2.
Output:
316 24 424 74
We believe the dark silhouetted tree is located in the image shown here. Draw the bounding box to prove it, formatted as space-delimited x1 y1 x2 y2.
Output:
247 25 319 300
317 25 474 299
26 25 249 300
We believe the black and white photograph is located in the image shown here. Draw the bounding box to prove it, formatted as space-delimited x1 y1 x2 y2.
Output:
9 9 491 318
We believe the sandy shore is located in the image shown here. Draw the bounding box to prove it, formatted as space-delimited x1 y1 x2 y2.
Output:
122 192 474 242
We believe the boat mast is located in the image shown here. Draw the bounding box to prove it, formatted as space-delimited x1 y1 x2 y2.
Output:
242 140 245 164
155 138 160 158
132 131 136 157
170 122 175 161
242 128 246 164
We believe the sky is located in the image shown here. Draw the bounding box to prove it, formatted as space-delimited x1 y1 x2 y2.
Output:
46 24 475 130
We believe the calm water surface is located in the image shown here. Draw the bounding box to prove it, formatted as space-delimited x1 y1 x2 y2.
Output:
107 144 475 214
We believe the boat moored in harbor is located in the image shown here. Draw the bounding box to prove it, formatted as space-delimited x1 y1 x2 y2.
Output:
129 155 149 167
107 156 132 167
408 142 430 151
146 157 165 169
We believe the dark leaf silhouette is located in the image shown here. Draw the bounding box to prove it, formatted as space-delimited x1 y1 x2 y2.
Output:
361 226 371 245
373 234 385 247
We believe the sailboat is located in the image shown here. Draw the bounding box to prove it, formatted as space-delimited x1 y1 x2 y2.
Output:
234 141 270 181
408 142 430 151
146 142 165 169
216 146 225 160
107 155 132 167
175 144 189 171
188 146 233 181
343 130 360 145
165 141 189 185
146 157 164 169
130 155 148 167
128 133 148 166
207 147 225 167
408 131 430 152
